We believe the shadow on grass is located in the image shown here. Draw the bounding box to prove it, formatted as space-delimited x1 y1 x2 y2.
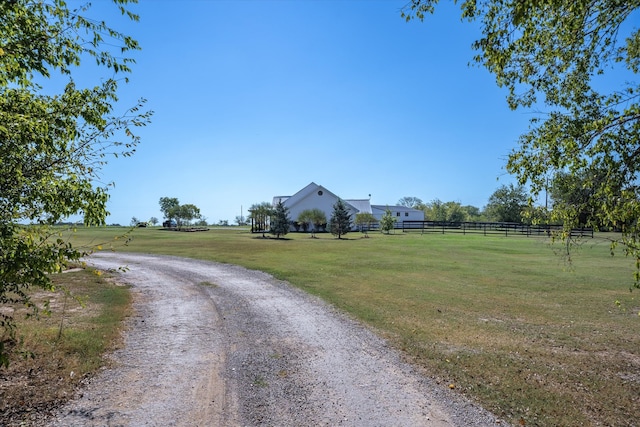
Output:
252 235 293 241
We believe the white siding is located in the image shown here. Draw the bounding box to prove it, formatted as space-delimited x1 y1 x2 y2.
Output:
282 185 360 230
371 205 424 224
286 190 340 224
273 183 421 231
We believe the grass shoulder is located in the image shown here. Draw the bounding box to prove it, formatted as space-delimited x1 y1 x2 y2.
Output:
0 267 131 426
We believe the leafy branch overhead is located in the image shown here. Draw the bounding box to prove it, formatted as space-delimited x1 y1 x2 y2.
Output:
0 0 152 366
403 0 640 285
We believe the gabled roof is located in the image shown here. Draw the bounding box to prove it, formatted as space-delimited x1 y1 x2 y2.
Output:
272 196 290 205
274 182 376 214
279 182 358 210
280 182 324 207
371 204 423 213
345 199 372 214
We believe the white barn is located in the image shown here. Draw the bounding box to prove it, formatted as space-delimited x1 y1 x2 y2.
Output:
273 182 423 231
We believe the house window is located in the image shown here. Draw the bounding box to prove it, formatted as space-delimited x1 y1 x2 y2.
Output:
396 212 400 217
405 212 409 217
318 190 323 196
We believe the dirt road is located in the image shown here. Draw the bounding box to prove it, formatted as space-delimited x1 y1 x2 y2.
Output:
48 252 499 426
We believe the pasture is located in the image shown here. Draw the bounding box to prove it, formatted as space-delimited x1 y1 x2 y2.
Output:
68 226 639 426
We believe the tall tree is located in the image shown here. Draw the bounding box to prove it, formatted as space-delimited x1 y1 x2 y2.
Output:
329 199 352 239
484 184 529 223
423 199 446 221
442 201 468 223
248 202 274 234
402 1 640 283
158 198 202 228
270 200 290 239
175 204 201 228
159 197 180 221
548 169 616 228
397 196 424 209
423 200 473 222
0 0 151 366
461 205 483 221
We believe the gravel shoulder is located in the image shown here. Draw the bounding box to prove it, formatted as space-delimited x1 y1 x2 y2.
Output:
47 252 501 426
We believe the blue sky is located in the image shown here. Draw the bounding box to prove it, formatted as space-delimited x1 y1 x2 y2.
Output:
69 0 532 225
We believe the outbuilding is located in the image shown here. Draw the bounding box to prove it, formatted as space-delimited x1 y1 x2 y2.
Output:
273 182 424 231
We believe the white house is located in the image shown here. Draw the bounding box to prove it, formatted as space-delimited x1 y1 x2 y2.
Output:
273 182 424 231
371 204 425 224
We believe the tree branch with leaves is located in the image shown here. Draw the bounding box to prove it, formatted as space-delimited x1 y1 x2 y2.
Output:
0 0 152 366
403 0 640 286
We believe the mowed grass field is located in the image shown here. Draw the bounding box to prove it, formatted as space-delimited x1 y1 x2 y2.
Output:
68 226 639 426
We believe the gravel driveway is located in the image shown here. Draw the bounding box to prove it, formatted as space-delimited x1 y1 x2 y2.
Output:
47 252 500 426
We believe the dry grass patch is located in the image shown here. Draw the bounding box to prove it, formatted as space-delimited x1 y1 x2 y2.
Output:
0 267 131 426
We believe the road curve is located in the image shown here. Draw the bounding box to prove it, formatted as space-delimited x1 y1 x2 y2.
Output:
48 252 499 426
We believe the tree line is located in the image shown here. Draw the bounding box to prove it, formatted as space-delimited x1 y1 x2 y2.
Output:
400 172 620 228
158 197 207 228
399 184 528 224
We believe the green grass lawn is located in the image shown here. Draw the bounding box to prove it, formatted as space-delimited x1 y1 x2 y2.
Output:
69 226 639 426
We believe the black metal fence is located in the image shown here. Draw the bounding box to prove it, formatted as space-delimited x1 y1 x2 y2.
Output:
253 218 594 238
401 221 593 237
